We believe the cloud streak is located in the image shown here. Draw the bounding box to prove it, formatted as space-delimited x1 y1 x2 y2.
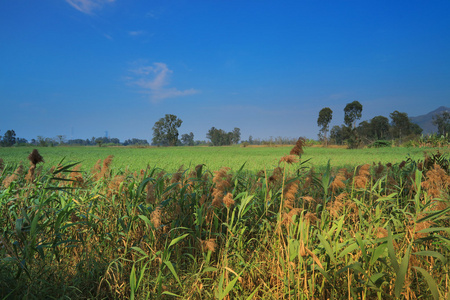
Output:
129 62 199 102
66 0 115 14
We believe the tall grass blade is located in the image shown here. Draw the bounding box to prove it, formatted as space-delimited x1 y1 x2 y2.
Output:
412 266 440 300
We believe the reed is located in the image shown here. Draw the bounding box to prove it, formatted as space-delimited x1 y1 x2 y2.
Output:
0 148 449 299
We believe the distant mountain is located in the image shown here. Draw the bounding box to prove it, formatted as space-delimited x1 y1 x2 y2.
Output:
410 106 450 134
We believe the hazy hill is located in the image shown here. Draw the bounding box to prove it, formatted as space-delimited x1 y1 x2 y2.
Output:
410 106 450 134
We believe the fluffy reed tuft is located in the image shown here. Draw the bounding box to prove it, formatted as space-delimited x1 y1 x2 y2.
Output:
212 167 232 208
150 206 163 229
27 149 44 166
353 164 371 189
279 155 299 165
223 192 235 209
283 178 299 210
331 168 347 192
290 137 305 156
199 238 217 252
421 164 450 205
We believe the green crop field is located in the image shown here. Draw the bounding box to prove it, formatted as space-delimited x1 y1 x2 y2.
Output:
0 145 445 173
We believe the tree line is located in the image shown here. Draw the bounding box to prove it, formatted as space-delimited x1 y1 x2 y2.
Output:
317 101 450 148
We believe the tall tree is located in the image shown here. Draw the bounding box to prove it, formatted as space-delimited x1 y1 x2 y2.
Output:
432 111 450 136
344 101 363 129
370 116 390 140
181 132 195 146
231 127 241 144
152 114 183 146
317 107 333 147
1 130 16 147
390 111 411 141
206 127 233 146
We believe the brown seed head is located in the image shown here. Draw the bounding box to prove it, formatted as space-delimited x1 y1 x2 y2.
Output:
28 149 44 166
279 155 299 165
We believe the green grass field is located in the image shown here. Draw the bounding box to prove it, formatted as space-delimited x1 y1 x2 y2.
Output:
0 145 445 173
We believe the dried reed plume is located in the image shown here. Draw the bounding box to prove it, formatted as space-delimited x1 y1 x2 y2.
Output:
212 167 232 208
421 164 450 206
327 197 345 218
28 149 44 166
2 165 24 188
353 164 371 189
279 155 298 165
100 155 114 178
290 137 305 156
69 164 84 187
0 158 4 172
25 149 44 183
283 178 299 210
146 183 156 204
151 205 163 229
303 212 319 224
281 208 302 226
375 227 388 239
331 168 347 192
268 167 283 185
199 238 217 252
107 174 126 197
223 192 235 209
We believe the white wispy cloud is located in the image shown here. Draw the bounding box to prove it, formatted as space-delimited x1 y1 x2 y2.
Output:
129 62 199 102
128 30 146 36
66 0 115 14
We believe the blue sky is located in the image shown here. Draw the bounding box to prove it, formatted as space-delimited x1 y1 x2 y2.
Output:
1 0 449 142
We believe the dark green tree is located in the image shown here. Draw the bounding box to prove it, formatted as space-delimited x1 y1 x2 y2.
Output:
1 130 16 147
231 127 241 144
181 132 195 146
317 107 333 147
344 101 363 129
390 111 411 141
206 127 232 146
432 111 450 136
152 114 183 146
370 116 390 140
330 125 351 145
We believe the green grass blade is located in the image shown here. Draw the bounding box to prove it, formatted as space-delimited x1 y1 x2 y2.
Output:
413 266 440 300
394 244 411 298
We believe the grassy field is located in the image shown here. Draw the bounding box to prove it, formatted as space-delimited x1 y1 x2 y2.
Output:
0 145 446 173
1 145 449 299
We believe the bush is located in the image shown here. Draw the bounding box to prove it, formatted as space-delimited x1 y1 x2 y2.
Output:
369 140 391 148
